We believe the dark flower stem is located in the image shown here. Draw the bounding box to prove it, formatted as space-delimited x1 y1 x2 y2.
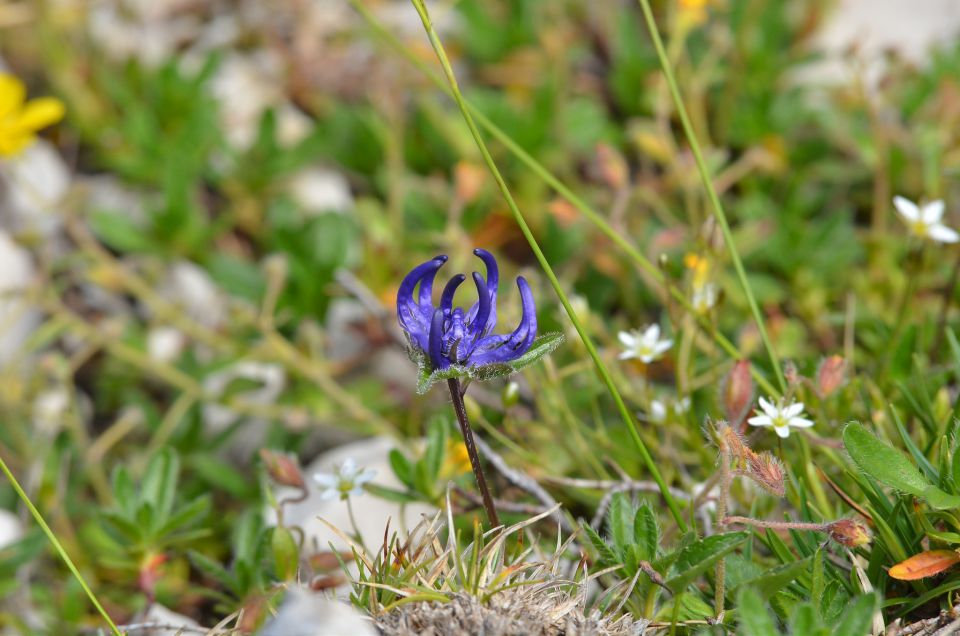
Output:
447 378 501 528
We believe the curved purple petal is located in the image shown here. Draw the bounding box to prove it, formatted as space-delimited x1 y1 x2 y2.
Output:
468 276 537 366
466 248 499 330
428 308 447 370
440 274 466 314
397 256 447 333
469 272 492 336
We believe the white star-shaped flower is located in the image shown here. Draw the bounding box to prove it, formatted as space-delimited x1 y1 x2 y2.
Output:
618 324 673 364
893 196 959 243
747 397 813 439
313 458 377 501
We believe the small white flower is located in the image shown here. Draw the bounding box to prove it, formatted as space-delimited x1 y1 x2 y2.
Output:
649 400 667 423
618 324 673 363
147 326 186 363
675 396 691 415
747 397 814 439
692 282 718 313
893 196 959 244
313 458 377 501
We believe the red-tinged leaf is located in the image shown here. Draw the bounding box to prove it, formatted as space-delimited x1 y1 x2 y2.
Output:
889 550 960 580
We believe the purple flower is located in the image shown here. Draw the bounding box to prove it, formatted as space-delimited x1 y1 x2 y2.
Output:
397 249 537 372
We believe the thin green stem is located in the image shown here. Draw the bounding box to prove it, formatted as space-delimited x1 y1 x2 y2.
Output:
0 454 123 636
635 0 787 394
410 0 688 531
347 0 779 399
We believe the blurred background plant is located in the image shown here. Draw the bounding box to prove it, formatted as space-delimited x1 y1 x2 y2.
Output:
2 0 960 634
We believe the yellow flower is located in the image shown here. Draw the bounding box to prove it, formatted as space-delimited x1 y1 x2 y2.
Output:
678 0 712 28
0 73 65 157
441 439 472 479
684 252 711 289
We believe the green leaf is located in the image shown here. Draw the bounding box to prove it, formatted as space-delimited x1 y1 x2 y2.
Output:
789 603 822 636
737 587 779 636
633 503 659 562
111 467 136 517
90 211 156 253
389 449 414 488
842 422 960 509
730 557 810 601
582 524 619 568
142 448 179 522
829 593 875 636
364 483 420 504
607 492 633 556
425 417 448 483
664 531 749 592
413 333 565 394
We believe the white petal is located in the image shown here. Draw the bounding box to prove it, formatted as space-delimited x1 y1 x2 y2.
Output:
789 417 814 428
922 200 945 223
639 352 655 364
773 425 791 439
355 468 377 485
643 324 661 342
617 331 636 347
339 457 357 477
619 350 636 360
319 488 339 500
313 473 337 487
349 486 366 498
655 339 674 354
748 415 772 427
929 224 960 244
758 397 779 418
783 402 805 418
893 196 920 222
649 401 667 422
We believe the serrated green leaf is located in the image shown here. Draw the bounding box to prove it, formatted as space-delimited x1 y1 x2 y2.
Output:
582 524 619 568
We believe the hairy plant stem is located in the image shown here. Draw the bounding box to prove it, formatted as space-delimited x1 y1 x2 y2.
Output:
722 516 829 532
714 441 731 618
448 378 501 528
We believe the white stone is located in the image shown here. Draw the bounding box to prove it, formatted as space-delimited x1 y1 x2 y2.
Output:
0 231 39 368
142 603 202 635
287 168 354 216
0 509 23 550
147 327 187 364
210 52 285 150
0 140 70 241
159 262 226 329
258 588 377 636
202 361 286 432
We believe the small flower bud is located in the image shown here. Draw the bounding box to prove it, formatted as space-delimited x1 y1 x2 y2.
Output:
721 360 754 425
259 449 306 489
718 423 751 465
827 519 871 548
272 526 300 581
309 550 355 572
746 451 786 498
501 381 520 408
817 355 847 397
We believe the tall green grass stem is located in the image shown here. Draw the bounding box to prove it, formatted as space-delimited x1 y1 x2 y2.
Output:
0 454 123 636
410 0 689 531
348 0 778 399
636 0 787 394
